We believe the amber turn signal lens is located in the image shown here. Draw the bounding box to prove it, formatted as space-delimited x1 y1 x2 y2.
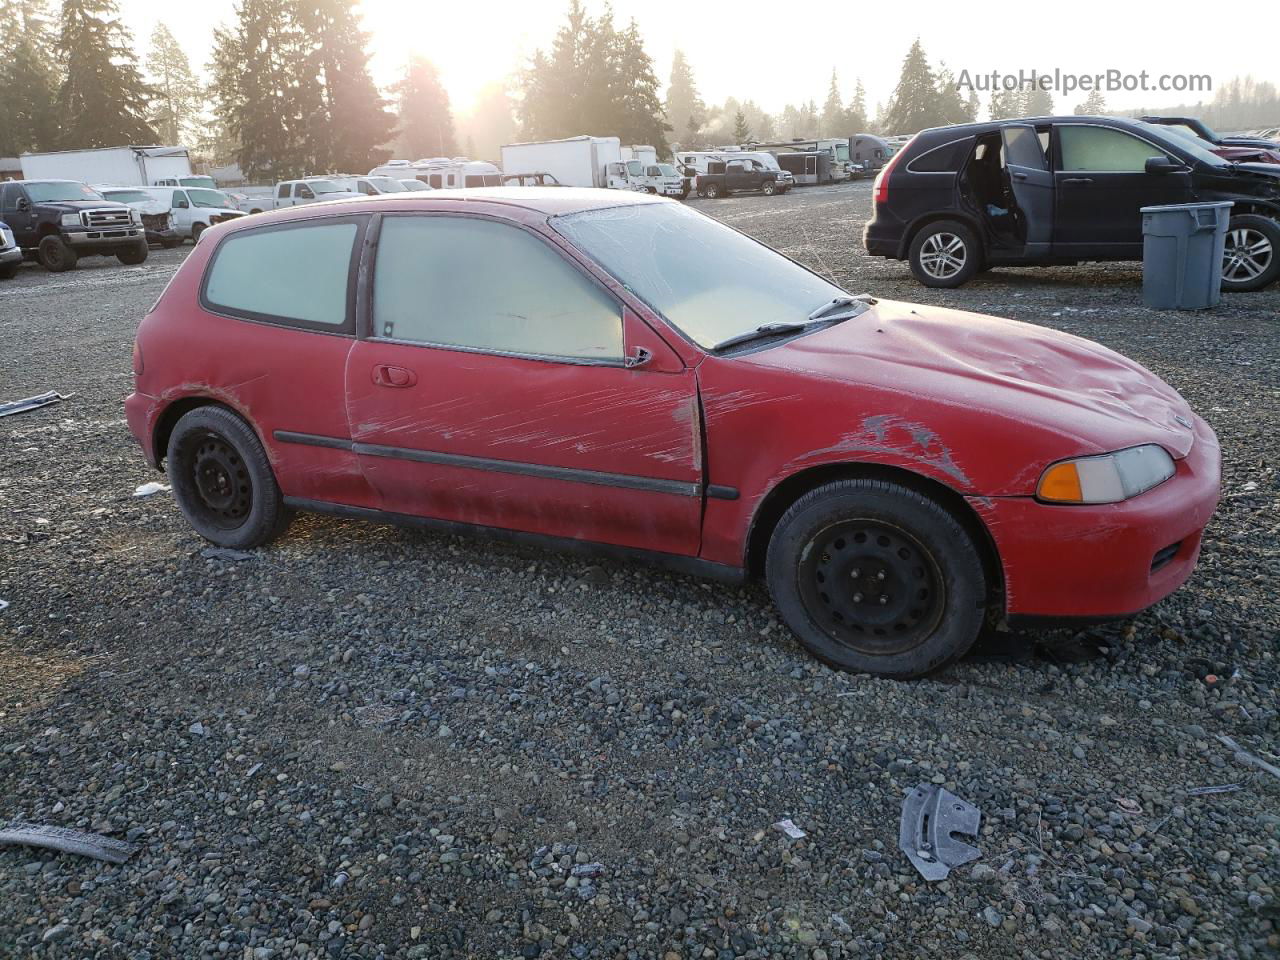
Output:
1038 462 1083 503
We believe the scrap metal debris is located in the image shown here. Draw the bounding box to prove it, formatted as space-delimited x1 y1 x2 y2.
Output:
0 599 9 612
1216 734 1280 782
773 818 807 839
0 822 139 864
1186 783 1243 796
1115 797 1143 815
0 391 71 418
899 784 982 881
133 482 170 498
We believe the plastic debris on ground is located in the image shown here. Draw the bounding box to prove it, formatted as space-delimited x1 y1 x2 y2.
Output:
772 818 806 839
1217 734 1280 781
0 822 139 864
133 482 170 498
0 599 8 612
200 547 254 561
900 783 982 881
1186 783 1243 796
0 391 70 418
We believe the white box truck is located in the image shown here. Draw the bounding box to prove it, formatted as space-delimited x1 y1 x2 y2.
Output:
501 136 623 189
20 146 199 188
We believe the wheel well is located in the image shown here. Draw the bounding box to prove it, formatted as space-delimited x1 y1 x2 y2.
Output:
745 461 1005 604
899 212 984 260
1230 204 1280 221
152 397 222 467
36 222 59 238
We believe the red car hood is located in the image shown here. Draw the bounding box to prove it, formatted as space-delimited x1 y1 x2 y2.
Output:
746 300 1197 460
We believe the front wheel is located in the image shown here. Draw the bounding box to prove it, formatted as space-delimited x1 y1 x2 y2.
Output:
167 406 292 549
161 237 181 249
766 479 987 678
38 235 78 272
908 220 981 288
116 240 149 265
1221 215 1279 292
0 262 18 280
761 180 777 196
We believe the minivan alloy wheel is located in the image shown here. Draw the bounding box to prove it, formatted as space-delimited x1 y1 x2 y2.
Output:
1223 227 1273 282
918 232 967 280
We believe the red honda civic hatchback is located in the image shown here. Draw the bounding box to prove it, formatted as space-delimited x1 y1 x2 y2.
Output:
126 189 1220 678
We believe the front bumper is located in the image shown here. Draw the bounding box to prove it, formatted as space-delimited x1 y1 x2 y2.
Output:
971 414 1221 620
65 226 143 246
0 246 22 266
145 228 180 244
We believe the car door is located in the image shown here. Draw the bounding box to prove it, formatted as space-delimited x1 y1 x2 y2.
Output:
725 161 750 192
344 212 704 556
0 183 35 245
1053 123 1195 256
275 182 292 208
170 189 194 234
1001 124 1054 258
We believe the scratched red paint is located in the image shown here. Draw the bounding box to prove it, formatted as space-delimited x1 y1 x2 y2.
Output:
126 189 1220 625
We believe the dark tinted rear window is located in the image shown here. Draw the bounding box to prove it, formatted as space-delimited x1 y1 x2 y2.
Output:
908 137 973 173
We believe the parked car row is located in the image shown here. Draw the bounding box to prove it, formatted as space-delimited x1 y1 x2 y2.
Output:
864 114 1280 292
0 179 150 274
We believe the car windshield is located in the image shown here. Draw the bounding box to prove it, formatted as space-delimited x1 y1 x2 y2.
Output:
1136 122 1229 167
553 203 848 350
401 179 430 190
655 164 678 176
368 177 407 192
26 181 103 202
180 176 217 188
103 190 153 203
308 180 348 194
187 188 233 208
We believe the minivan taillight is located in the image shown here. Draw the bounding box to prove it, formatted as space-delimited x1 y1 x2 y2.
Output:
873 148 905 206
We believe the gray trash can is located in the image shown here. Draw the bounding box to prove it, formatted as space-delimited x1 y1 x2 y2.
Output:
1140 201 1233 309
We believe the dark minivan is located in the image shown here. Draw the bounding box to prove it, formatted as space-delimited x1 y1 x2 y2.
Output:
863 115 1280 291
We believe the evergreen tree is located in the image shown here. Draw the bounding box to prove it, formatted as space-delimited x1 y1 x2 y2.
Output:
396 56 457 158
1074 89 1107 115
518 3 668 154
1022 85 1054 116
146 23 203 145
988 87 1022 121
299 0 396 172
732 110 750 143
55 0 155 147
843 78 868 133
964 89 980 122
779 103 802 139
932 64 971 125
821 68 843 136
880 39 943 134
455 83 517 160
664 49 705 148
0 0 60 154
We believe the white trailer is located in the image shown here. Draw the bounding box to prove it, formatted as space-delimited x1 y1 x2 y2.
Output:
620 144 658 167
500 136 622 189
20 146 195 187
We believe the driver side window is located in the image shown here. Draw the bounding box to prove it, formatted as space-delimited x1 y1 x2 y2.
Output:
1059 126 1167 172
298 184 315 199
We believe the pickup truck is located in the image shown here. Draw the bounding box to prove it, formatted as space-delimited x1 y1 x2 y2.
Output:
695 158 789 198
244 179 359 214
0 179 148 272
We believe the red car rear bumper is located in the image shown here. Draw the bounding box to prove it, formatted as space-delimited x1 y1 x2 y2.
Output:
972 415 1221 620
125 391 159 467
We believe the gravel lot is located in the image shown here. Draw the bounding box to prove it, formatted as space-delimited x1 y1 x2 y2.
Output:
1 183 1277 959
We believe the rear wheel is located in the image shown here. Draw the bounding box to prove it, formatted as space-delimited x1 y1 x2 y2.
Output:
704 182 722 199
166 406 292 549
116 240 148 265
766 479 987 678
38 235 77 272
1221 215 1280 292
908 220 980 288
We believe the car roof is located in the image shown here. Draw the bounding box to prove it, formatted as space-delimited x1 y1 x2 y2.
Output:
913 115 1153 140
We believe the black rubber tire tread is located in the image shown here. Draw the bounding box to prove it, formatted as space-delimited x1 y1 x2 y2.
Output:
1221 214 1280 292
166 405 292 549
38 235 77 272
116 240 149 265
765 478 987 679
0 262 18 280
907 219 981 288
191 223 206 244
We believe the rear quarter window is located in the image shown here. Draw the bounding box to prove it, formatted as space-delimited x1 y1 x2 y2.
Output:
906 137 973 173
202 218 363 332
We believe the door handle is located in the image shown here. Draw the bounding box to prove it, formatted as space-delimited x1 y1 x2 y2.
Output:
372 364 417 388
1062 177 1094 184
1011 171 1028 181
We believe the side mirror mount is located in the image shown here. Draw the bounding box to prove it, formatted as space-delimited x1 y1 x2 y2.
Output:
624 346 652 369
176 200 189 208
1145 156 1187 174
16 197 29 211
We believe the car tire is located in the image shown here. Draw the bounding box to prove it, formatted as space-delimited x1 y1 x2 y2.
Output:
116 240 149 265
166 405 293 549
704 182 722 199
161 237 181 249
765 478 987 679
192 222 207 244
0 262 18 280
1221 214 1280 292
762 180 777 196
908 220 981 288
249 208 263 215
38 235 78 272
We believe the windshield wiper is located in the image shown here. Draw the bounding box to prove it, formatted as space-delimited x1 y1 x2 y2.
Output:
712 322 811 352
807 293 878 321
712 295 878 353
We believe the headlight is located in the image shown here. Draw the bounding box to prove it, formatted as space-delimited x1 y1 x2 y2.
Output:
61 213 81 227
130 209 141 223
167 213 175 229
1037 444 1176 504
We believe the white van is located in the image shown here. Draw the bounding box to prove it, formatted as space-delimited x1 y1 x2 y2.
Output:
311 175 409 196
368 159 502 189
107 185 245 243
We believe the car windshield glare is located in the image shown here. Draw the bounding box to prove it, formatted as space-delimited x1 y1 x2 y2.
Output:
187 188 232 208
553 203 848 350
104 190 152 204
1137 122 1229 167
370 177 407 192
308 180 346 194
26 181 103 203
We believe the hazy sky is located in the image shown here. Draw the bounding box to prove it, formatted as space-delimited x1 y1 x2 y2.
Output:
119 0 1276 120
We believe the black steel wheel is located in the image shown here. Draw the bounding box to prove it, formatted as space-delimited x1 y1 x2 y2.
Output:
166 405 292 548
797 519 945 657
767 478 987 678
